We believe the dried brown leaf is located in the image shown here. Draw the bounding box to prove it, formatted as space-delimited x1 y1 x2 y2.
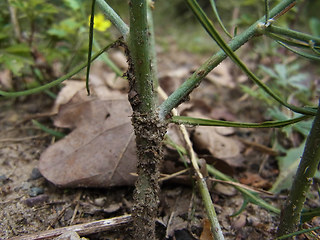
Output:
39 94 137 188
193 127 241 159
200 219 213 240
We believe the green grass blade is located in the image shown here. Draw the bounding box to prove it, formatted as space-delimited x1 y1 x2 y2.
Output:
32 120 66 139
267 25 320 45
171 115 311 128
265 0 270 23
86 0 96 95
209 0 232 38
276 226 320 240
276 41 320 62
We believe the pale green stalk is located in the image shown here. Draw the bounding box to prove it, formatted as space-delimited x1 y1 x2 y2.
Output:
184 0 314 116
276 41 320 61
171 115 310 128
209 0 232 38
277 100 320 237
96 0 129 39
128 1 166 239
267 25 320 45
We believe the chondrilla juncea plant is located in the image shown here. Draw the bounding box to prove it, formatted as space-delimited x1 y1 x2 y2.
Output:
1 0 319 239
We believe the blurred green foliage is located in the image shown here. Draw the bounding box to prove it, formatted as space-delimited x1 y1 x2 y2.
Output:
0 0 112 90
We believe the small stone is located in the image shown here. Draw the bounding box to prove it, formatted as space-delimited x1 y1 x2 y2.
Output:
24 194 49 207
64 208 74 221
29 187 44 197
103 203 121 213
0 175 9 186
94 197 106 207
29 168 42 180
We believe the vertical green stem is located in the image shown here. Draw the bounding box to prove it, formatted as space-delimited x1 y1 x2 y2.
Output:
128 0 156 112
277 100 320 237
128 1 166 239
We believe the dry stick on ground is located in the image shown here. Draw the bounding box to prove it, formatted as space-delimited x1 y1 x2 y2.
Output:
158 87 224 240
9 215 132 240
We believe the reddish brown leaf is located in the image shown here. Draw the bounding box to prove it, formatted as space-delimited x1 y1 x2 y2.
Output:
200 219 213 240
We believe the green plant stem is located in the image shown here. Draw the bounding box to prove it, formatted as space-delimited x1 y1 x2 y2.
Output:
197 177 225 239
96 0 129 39
147 0 159 93
171 115 310 128
277 100 320 237
32 120 65 139
0 42 116 97
277 226 320 240
265 0 270 23
128 1 166 239
177 116 224 239
276 41 320 62
185 0 314 117
264 31 311 49
86 0 96 95
158 0 316 120
128 0 156 112
209 0 232 38
267 25 320 45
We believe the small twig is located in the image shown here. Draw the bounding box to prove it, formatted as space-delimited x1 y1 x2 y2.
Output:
8 3 22 42
47 204 71 230
158 86 225 240
238 138 280 156
10 215 132 240
159 168 190 182
69 191 82 225
0 134 48 143
209 178 273 195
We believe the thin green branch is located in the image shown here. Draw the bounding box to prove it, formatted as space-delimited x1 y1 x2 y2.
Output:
265 0 270 23
276 41 320 62
184 0 315 116
159 0 308 120
0 42 117 97
86 0 96 95
171 115 311 128
277 226 320 240
267 25 320 45
209 0 232 38
265 31 311 49
277 100 320 236
129 0 156 112
96 0 129 40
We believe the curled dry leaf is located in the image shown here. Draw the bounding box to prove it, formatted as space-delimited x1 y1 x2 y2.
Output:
39 91 137 188
193 126 241 159
205 61 234 88
51 80 85 114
